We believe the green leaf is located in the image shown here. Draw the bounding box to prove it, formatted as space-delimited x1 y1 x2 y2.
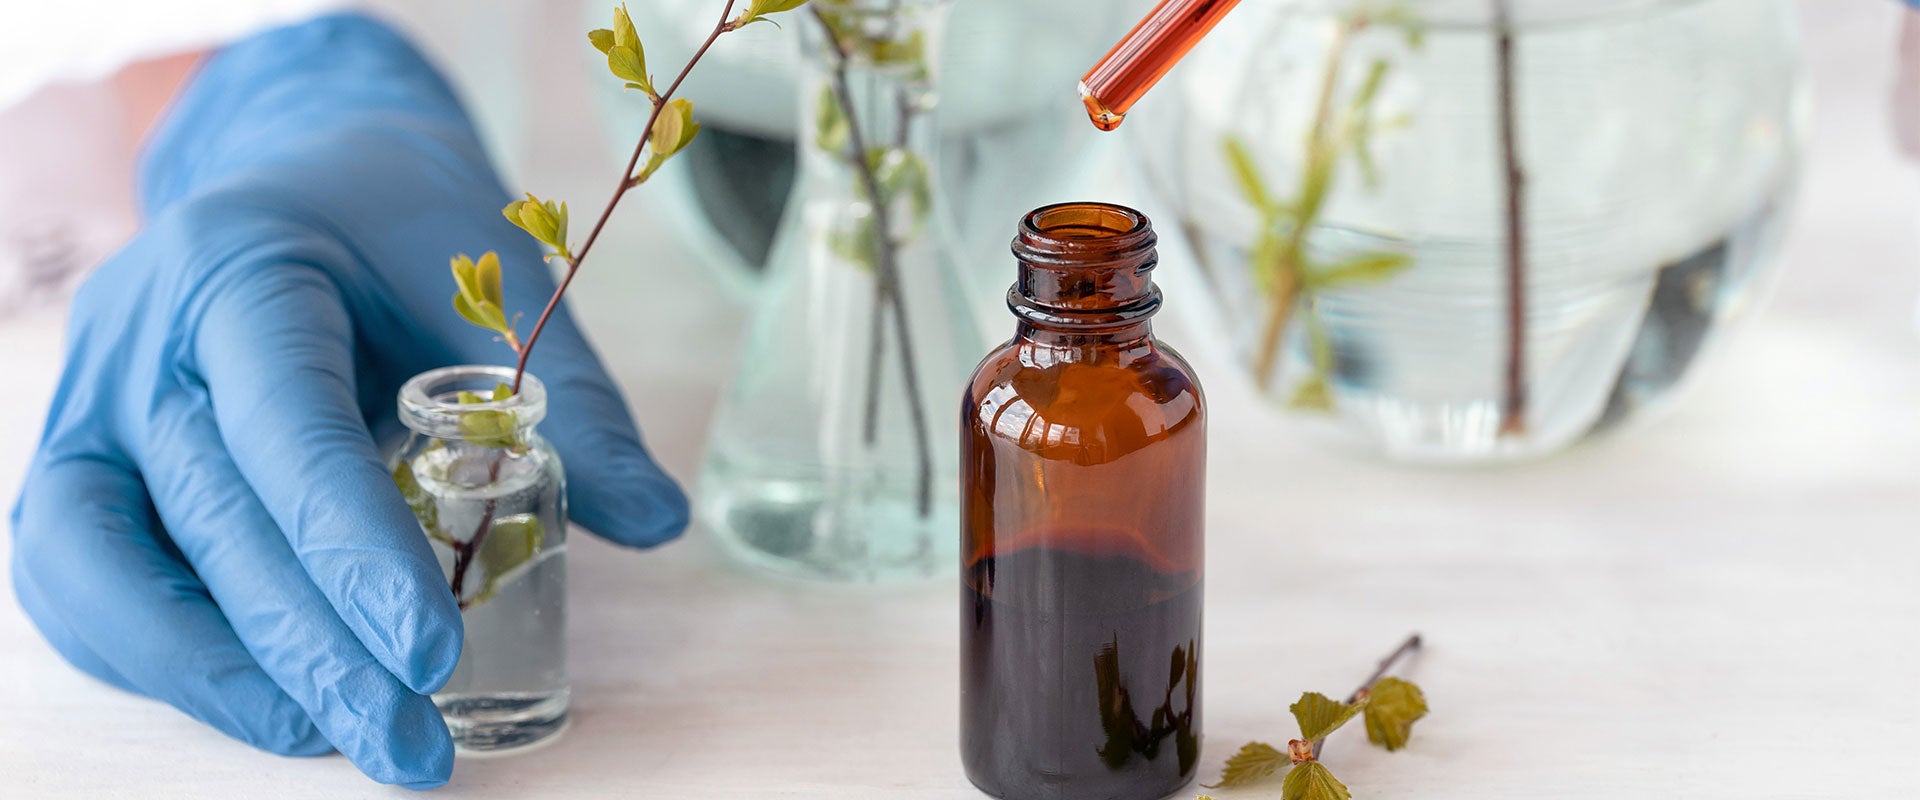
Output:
473 251 503 308
1223 135 1273 211
1306 251 1413 289
736 0 810 27
828 214 879 272
459 408 520 448
1304 308 1334 373
1281 761 1351 800
868 147 932 230
453 293 510 335
599 5 650 92
469 515 545 608
1361 677 1428 751
1250 229 1287 295
456 390 487 405
450 253 477 298
1373 6 1428 49
870 30 926 68
632 99 700 185
650 97 701 159
1297 148 1336 222
450 251 512 336
491 381 514 402
1291 692 1362 742
612 3 640 49
1353 134 1380 190
1289 373 1333 411
1350 59 1390 115
1208 741 1288 788
608 45 649 90
392 459 453 545
504 193 568 255
814 85 850 153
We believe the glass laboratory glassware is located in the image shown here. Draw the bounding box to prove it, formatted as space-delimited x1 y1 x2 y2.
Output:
961 203 1205 800
390 365 568 752
595 0 1140 327
697 0 981 582
1106 0 1806 462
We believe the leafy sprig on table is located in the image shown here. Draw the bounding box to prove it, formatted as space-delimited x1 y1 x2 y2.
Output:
1199 635 1427 800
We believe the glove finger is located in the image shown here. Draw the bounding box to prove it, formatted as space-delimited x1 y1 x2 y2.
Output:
449 306 688 548
141 393 453 788
191 264 462 695
11 452 328 756
12 559 135 693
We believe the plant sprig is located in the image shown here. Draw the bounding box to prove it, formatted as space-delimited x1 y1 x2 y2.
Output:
807 0 937 517
1233 7 1422 411
1199 635 1427 800
418 0 811 611
452 0 809 398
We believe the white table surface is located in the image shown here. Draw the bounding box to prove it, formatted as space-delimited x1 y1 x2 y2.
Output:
3 1 1918 797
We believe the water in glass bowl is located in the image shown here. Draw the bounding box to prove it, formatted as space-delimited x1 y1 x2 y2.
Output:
1136 0 1806 461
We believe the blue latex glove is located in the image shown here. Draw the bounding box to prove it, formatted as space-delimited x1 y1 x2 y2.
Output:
8 14 687 789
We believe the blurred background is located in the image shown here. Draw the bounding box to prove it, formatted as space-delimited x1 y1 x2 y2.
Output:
1 0 1909 468
0 1 1917 794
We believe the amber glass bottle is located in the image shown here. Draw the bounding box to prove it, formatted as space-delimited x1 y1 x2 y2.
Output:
960 203 1205 800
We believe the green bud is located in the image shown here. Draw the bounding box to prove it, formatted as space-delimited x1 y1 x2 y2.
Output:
504 193 567 254
613 4 640 47
650 98 700 160
734 0 811 28
600 4 651 93
450 251 513 336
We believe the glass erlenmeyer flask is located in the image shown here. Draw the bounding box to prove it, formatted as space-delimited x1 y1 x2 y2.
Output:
698 0 980 582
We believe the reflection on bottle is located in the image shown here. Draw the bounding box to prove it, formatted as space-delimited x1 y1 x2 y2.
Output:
1095 637 1200 774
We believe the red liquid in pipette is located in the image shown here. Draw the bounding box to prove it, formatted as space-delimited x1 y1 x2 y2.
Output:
1080 0 1243 131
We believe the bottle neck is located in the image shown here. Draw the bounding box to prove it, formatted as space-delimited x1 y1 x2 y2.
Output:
1008 202 1163 350
1015 319 1154 353
398 365 545 445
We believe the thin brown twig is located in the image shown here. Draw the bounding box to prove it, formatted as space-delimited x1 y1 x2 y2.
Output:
1495 0 1528 437
815 6 933 516
1346 633 1423 704
511 0 743 394
449 0 743 604
1310 633 1423 760
1252 21 1354 391
860 89 919 445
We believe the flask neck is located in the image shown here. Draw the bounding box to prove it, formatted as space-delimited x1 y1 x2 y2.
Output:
797 1 946 176
1009 202 1162 347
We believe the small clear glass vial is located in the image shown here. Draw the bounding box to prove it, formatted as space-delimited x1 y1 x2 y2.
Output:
391 365 568 753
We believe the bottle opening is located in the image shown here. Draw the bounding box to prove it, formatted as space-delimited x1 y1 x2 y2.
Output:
1028 203 1148 240
398 364 548 439
1010 202 1160 330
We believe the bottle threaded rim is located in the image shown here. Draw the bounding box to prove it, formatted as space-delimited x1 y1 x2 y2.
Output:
1009 202 1160 330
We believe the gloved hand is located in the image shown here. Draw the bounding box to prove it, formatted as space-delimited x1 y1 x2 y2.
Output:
8 14 688 789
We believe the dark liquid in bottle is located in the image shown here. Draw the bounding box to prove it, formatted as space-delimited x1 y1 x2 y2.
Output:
962 545 1201 800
